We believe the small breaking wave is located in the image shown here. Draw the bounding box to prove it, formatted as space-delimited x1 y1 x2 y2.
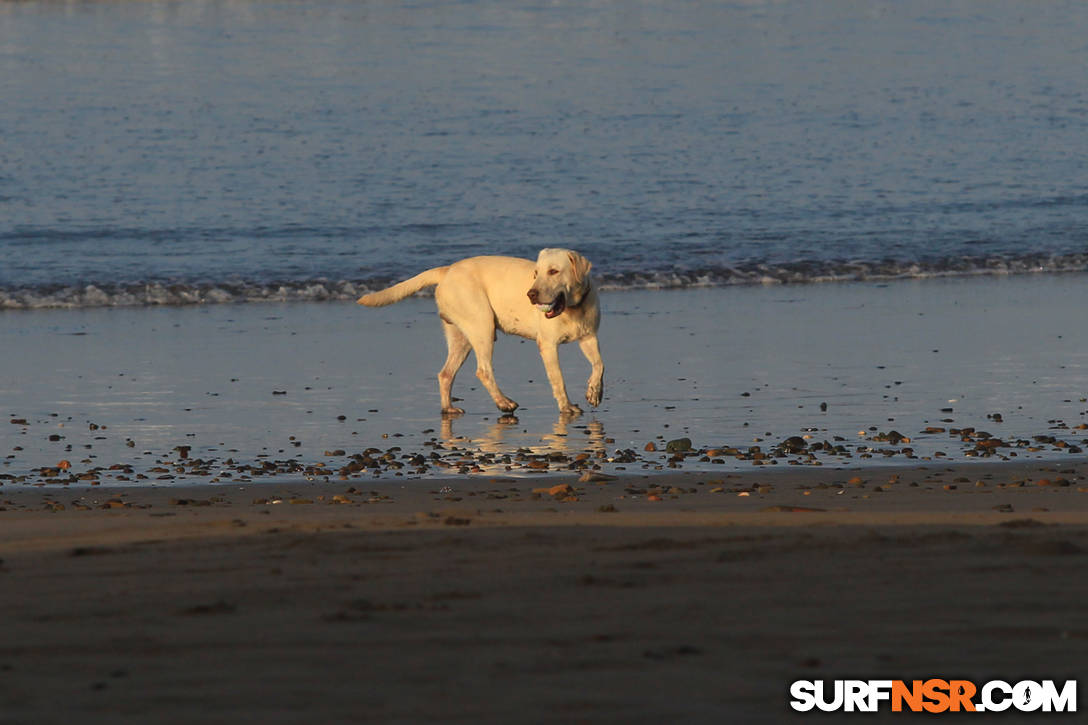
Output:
1 252 1085 310
0 280 372 310
597 252 1088 290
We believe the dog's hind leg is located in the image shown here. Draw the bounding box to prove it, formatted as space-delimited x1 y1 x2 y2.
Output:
438 321 471 415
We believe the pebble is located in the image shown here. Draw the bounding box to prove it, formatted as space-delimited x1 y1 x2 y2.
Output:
780 436 807 453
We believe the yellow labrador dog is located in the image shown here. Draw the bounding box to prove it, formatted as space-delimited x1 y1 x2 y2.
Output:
358 248 603 417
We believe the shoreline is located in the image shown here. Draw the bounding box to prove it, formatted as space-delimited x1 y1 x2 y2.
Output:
4 265 1088 312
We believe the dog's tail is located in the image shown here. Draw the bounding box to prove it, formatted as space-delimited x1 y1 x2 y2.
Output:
356 266 449 307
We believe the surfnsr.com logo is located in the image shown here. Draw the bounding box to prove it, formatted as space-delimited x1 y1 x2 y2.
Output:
790 679 1077 713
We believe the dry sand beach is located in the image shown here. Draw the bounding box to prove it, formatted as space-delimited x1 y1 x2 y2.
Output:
3 460 1088 723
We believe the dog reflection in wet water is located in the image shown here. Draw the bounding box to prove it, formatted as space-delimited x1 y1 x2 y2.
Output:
358 248 604 417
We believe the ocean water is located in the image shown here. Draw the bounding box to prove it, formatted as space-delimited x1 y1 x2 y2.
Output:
2 0 1087 309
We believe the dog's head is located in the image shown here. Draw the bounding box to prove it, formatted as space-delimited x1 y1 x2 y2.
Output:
527 248 593 319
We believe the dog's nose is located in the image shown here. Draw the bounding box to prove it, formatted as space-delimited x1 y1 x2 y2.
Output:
527 288 538 303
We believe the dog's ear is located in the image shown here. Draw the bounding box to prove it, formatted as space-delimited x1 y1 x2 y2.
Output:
567 251 592 304
568 251 592 286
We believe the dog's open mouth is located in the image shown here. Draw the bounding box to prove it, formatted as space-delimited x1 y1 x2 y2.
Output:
536 292 566 319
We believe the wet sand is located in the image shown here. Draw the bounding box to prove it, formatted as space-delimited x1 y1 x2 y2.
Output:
4 276 1088 485
2 460 1087 723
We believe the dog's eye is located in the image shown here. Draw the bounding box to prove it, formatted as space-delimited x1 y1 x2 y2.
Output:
548 269 559 275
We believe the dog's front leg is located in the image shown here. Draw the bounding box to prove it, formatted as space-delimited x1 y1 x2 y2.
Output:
538 340 582 416
578 335 604 407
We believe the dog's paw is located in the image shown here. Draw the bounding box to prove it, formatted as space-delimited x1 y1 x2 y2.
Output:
442 406 465 417
586 382 603 407
496 398 519 413
559 404 583 418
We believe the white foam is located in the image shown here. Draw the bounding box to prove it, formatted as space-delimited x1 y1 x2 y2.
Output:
1 253 1086 310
